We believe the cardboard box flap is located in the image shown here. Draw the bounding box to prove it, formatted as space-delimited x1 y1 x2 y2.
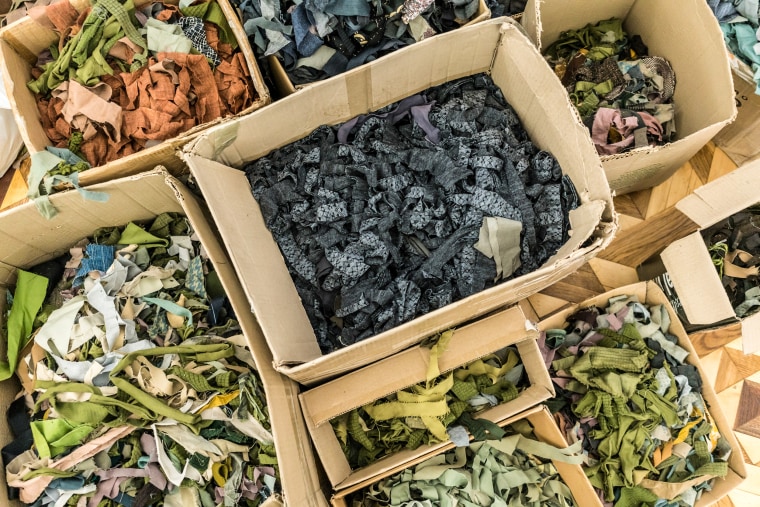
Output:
185 154 322 365
741 312 760 354
675 158 760 229
299 305 535 427
545 200 607 266
660 232 735 326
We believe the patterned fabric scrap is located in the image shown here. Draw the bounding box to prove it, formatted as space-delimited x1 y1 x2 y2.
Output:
28 0 256 169
232 0 480 87
332 330 528 468
543 295 731 507
701 206 760 318
707 0 760 93
1 213 279 507
346 419 583 507
543 18 676 155
244 74 581 353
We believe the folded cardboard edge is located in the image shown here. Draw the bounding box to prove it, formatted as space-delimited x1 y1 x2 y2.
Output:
302 335 554 490
675 157 760 230
537 281 747 505
299 305 534 427
329 405 603 507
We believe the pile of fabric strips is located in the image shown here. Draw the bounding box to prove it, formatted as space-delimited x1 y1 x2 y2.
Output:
542 295 731 507
702 206 760 319
346 418 584 507
543 18 676 156
231 0 480 86
707 0 760 93
244 73 580 352
1 213 279 507
28 0 256 169
332 330 527 468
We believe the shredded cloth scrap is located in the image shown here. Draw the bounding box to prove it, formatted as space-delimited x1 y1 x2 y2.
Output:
244 74 581 353
231 0 480 86
702 206 760 319
1 213 278 507
346 417 584 507
707 0 760 93
332 330 527 468
541 295 731 507
543 18 676 156
28 0 256 170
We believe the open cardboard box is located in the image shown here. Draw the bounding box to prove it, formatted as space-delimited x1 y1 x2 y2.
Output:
521 0 737 195
0 0 270 188
651 158 760 353
263 0 491 97
298 304 552 490
537 281 747 506
0 169 327 507
329 405 603 507
181 17 617 386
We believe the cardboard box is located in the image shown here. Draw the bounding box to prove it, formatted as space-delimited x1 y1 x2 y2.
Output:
298 305 552 489
0 170 328 507
713 59 760 167
521 0 737 195
329 405 603 507
0 0 270 189
648 158 760 353
182 17 617 385
537 281 747 506
264 0 491 97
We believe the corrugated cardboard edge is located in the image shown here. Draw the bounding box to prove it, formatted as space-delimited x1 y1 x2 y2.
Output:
0 169 328 507
0 0 270 189
298 305 554 490
268 0 493 98
537 281 748 506
329 405 603 507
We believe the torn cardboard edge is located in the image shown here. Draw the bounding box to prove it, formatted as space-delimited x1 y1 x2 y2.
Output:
182 18 616 386
0 168 328 507
328 405 603 507
520 0 736 195
536 280 747 506
298 305 554 490
0 0 271 190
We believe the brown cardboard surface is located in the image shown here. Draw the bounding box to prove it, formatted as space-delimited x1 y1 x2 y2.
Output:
299 305 554 489
0 170 327 507
183 18 616 385
329 405 602 507
521 0 737 195
0 0 270 188
712 69 760 167
266 0 491 97
537 281 747 506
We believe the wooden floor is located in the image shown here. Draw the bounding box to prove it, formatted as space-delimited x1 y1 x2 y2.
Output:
0 143 754 505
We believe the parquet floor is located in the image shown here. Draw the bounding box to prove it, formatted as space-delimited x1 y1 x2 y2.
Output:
0 142 754 505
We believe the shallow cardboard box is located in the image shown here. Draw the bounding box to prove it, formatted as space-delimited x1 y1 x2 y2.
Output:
181 17 617 385
521 0 737 195
653 158 760 353
0 170 327 507
537 281 747 506
713 58 760 166
0 0 270 189
329 405 602 507
265 0 491 97
299 305 552 489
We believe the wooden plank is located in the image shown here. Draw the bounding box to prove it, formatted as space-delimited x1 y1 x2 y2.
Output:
525 293 571 320
690 322 744 358
630 188 652 220
690 141 716 184
613 194 645 220
0 166 28 210
598 207 699 267
707 145 740 183
538 263 605 303
587 258 639 291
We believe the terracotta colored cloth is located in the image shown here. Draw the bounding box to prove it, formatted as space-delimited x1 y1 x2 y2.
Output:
32 4 255 167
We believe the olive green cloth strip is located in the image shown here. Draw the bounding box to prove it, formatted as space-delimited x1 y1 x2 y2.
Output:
1 270 48 380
